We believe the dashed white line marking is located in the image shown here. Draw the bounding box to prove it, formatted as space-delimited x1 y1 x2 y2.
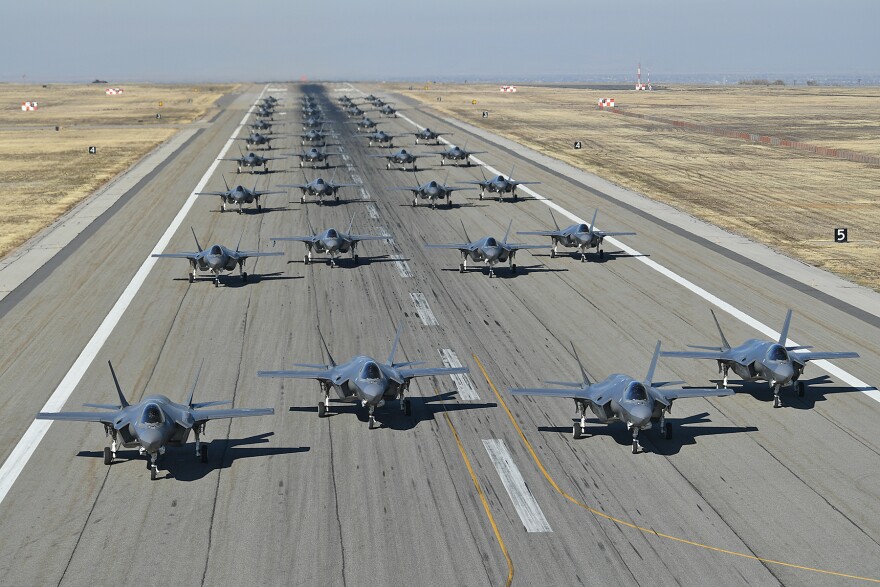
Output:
392 254 413 278
366 203 380 219
384 95 879 403
410 292 438 326
483 439 552 533
376 226 394 244
0 86 272 507
439 349 479 400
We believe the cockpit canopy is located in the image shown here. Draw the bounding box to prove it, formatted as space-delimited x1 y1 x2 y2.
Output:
326 229 338 239
361 362 381 380
485 237 498 247
766 344 789 362
624 381 648 402
427 181 438 188
142 404 164 425
577 224 589 233
210 245 223 255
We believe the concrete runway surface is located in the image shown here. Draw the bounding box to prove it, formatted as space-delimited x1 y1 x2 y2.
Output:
0 83 878 586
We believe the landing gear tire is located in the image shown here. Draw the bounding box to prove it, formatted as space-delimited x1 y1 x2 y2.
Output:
353 255 359 265
773 395 781 408
598 249 605 260
402 398 411 416
189 273 195 283
550 249 556 258
241 272 248 283
214 278 219 288
200 445 208 464
103 447 113 465
318 402 327 418
664 422 672 440
304 255 310 265
150 467 157 481
572 422 582 440
631 440 639 454
368 416 376 430
301 195 305 204
795 381 805 397
511 264 517 274
459 263 465 273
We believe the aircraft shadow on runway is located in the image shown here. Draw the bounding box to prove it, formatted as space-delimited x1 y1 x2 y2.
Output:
538 412 758 456
76 433 309 482
286 254 395 268
213 206 291 215
438 265 568 278
395 201 477 211
290 198 371 207
533 250 647 264
172 272 302 287
288 390 496 431
720 375 866 410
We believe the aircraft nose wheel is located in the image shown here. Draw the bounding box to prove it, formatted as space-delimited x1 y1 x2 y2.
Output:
200 445 209 463
103 447 113 465
572 423 582 440
795 381 805 397
368 416 376 429
318 402 327 418
664 422 672 440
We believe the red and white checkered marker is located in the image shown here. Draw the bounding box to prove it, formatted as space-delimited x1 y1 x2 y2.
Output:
499 85 518 93
21 101 37 111
105 88 124 95
598 98 615 108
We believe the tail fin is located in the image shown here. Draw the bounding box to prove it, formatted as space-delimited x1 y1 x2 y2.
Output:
185 360 205 408
588 208 599 237
347 213 356 236
387 323 404 365
235 231 244 253
107 361 130 407
550 209 561 231
778 309 793 345
710 309 731 350
307 215 316 237
571 343 592 386
645 341 662 384
502 219 512 244
222 175 230 192
191 227 203 253
460 220 472 244
508 163 516 181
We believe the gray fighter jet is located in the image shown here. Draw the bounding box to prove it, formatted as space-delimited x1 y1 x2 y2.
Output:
290 147 340 169
300 127 337 146
301 105 322 118
370 148 426 171
36 361 274 479
345 104 369 118
388 173 474 209
661 309 860 408
249 119 288 133
271 215 386 267
255 106 275 119
425 220 548 277
197 176 285 213
433 143 487 167
377 104 403 118
221 149 285 174
518 208 636 261
152 228 283 286
359 130 406 147
462 165 541 201
413 128 452 145
258 324 468 429
235 131 288 150
347 117 381 131
280 173 361 205
510 342 734 453
302 116 332 129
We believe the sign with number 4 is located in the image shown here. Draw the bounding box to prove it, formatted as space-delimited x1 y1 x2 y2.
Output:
88 146 96 155
574 141 582 149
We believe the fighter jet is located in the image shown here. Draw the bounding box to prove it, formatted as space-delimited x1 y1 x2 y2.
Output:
302 116 332 129
388 173 474 209
36 361 274 479
370 148 426 171
433 143 487 167
289 147 340 169
263 95 280 106
300 127 337 146
271 215 386 267
152 228 283 286
235 131 288 150
377 104 402 117
424 220 548 277
461 166 541 201
518 209 636 261
337 94 354 105
258 324 468 429
301 105 322 118
510 342 734 454
413 128 452 144
347 116 381 131
661 309 860 408
345 104 368 118
249 119 288 133
197 176 285 213
280 172 362 205
359 130 406 147
255 106 275 119
220 149 285 174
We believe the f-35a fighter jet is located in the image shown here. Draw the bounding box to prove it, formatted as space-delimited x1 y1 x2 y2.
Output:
432 143 487 167
359 130 407 147
413 127 452 144
661 309 860 408
197 176 285 213
271 215 386 267
461 165 540 201
388 173 474 209
280 172 361 205
221 149 286 174
370 148 426 171
510 342 733 454
235 131 288 150
258 324 468 429
425 220 547 277
152 228 283 286
518 209 636 261
36 361 274 479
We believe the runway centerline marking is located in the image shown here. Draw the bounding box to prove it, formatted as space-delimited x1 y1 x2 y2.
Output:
472 354 880 583
483 439 552 533
385 98 878 404
443 411 514 587
391 254 413 278
0 85 270 507
410 292 438 326
439 348 479 400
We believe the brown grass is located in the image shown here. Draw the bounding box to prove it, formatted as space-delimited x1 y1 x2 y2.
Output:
0 83 236 258
380 83 880 291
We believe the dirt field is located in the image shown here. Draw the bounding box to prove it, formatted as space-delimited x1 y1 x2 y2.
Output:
381 83 880 291
0 83 235 258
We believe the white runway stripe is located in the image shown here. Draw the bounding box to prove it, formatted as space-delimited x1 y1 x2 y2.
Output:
410 292 439 326
483 439 552 533
439 349 479 400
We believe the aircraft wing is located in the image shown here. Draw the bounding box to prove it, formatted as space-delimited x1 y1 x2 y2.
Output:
660 350 728 361
350 235 389 242
233 251 285 258
329 183 361 189
151 252 199 260
424 243 474 251
458 180 490 187
36 411 116 424
653 387 734 402
270 236 318 244
277 183 309 189
255 190 287 196
257 368 334 382
192 407 274 423
791 351 860 365
196 191 230 197
511 181 541 186
505 243 551 251
598 231 637 237
516 230 564 237
398 366 469 379
509 385 609 405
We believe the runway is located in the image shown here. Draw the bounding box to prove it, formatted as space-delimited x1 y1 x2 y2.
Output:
0 83 878 586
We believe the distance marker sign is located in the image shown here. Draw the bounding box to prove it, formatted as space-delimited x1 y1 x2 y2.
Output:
834 228 848 243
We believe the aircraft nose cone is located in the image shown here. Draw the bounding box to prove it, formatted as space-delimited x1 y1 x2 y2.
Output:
361 383 385 404
771 363 794 385
485 246 501 260
629 403 653 428
138 428 165 453
325 238 341 250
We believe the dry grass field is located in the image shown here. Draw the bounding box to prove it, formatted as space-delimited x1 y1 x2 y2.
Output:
0 83 235 258
383 83 880 291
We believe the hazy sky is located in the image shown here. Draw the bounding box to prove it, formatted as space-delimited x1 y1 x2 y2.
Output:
2 0 877 82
